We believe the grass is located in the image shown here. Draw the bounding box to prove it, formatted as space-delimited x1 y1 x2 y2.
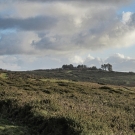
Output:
0 118 30 135
19 69 135 87
0 73 8 79
40 78 72 83
0 70 135 134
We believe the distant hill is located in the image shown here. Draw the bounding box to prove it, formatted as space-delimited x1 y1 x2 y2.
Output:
4 68 134 87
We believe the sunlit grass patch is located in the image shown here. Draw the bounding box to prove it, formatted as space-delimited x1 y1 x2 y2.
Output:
66 70 72 73
40 78 73 83
40 78 59 82
0 73 8 79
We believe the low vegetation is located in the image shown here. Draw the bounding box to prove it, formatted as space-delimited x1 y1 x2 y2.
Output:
0 117 30 135
0 70 135 134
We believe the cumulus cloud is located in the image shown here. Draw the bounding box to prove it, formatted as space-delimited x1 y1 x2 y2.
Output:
82 53 135 72
122 11 133 24
69 55 83 64
0 16 57 31
0 55 21 71
0 31 40 55
8 0 131 4
0 53 134 72
0 0 135 72
83 54 102 67
105 53 135 72
0 54 64 71
129 12 135 26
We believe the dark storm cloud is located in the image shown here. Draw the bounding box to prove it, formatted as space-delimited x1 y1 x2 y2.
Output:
0 16 57 31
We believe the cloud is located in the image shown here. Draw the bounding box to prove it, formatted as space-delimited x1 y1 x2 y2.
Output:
83 54 102 67
0 0 135 72
0 0 134 57
105 53 135 72
0 16 57 31
122 11 133 24
129 12 135 26
0 54 64 71
0 53 134 72
7 0 131 4
0 55 21 71
79 53 135 72
0 31 40 55
69 55 83 64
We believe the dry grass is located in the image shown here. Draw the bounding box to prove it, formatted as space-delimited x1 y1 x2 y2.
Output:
0 73 8 79
0 71 135 134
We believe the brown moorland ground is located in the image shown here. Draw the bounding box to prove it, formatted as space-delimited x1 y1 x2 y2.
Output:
0 69 135 135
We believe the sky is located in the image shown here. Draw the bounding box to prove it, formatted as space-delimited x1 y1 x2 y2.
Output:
0 0 135 72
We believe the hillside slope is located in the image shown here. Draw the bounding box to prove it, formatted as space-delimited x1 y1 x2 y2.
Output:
0 70 135 134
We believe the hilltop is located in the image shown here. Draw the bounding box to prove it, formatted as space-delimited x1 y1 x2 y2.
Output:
14 68 135 87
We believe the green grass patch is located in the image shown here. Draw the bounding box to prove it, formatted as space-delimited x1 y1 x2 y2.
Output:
66 70 72 73
40 78 72 83
0 73 8 79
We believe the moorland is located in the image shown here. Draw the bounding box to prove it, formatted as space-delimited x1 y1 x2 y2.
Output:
0 68 135 135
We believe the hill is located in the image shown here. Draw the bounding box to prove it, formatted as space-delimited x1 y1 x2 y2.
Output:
0 69 135 135
10 69 135 86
